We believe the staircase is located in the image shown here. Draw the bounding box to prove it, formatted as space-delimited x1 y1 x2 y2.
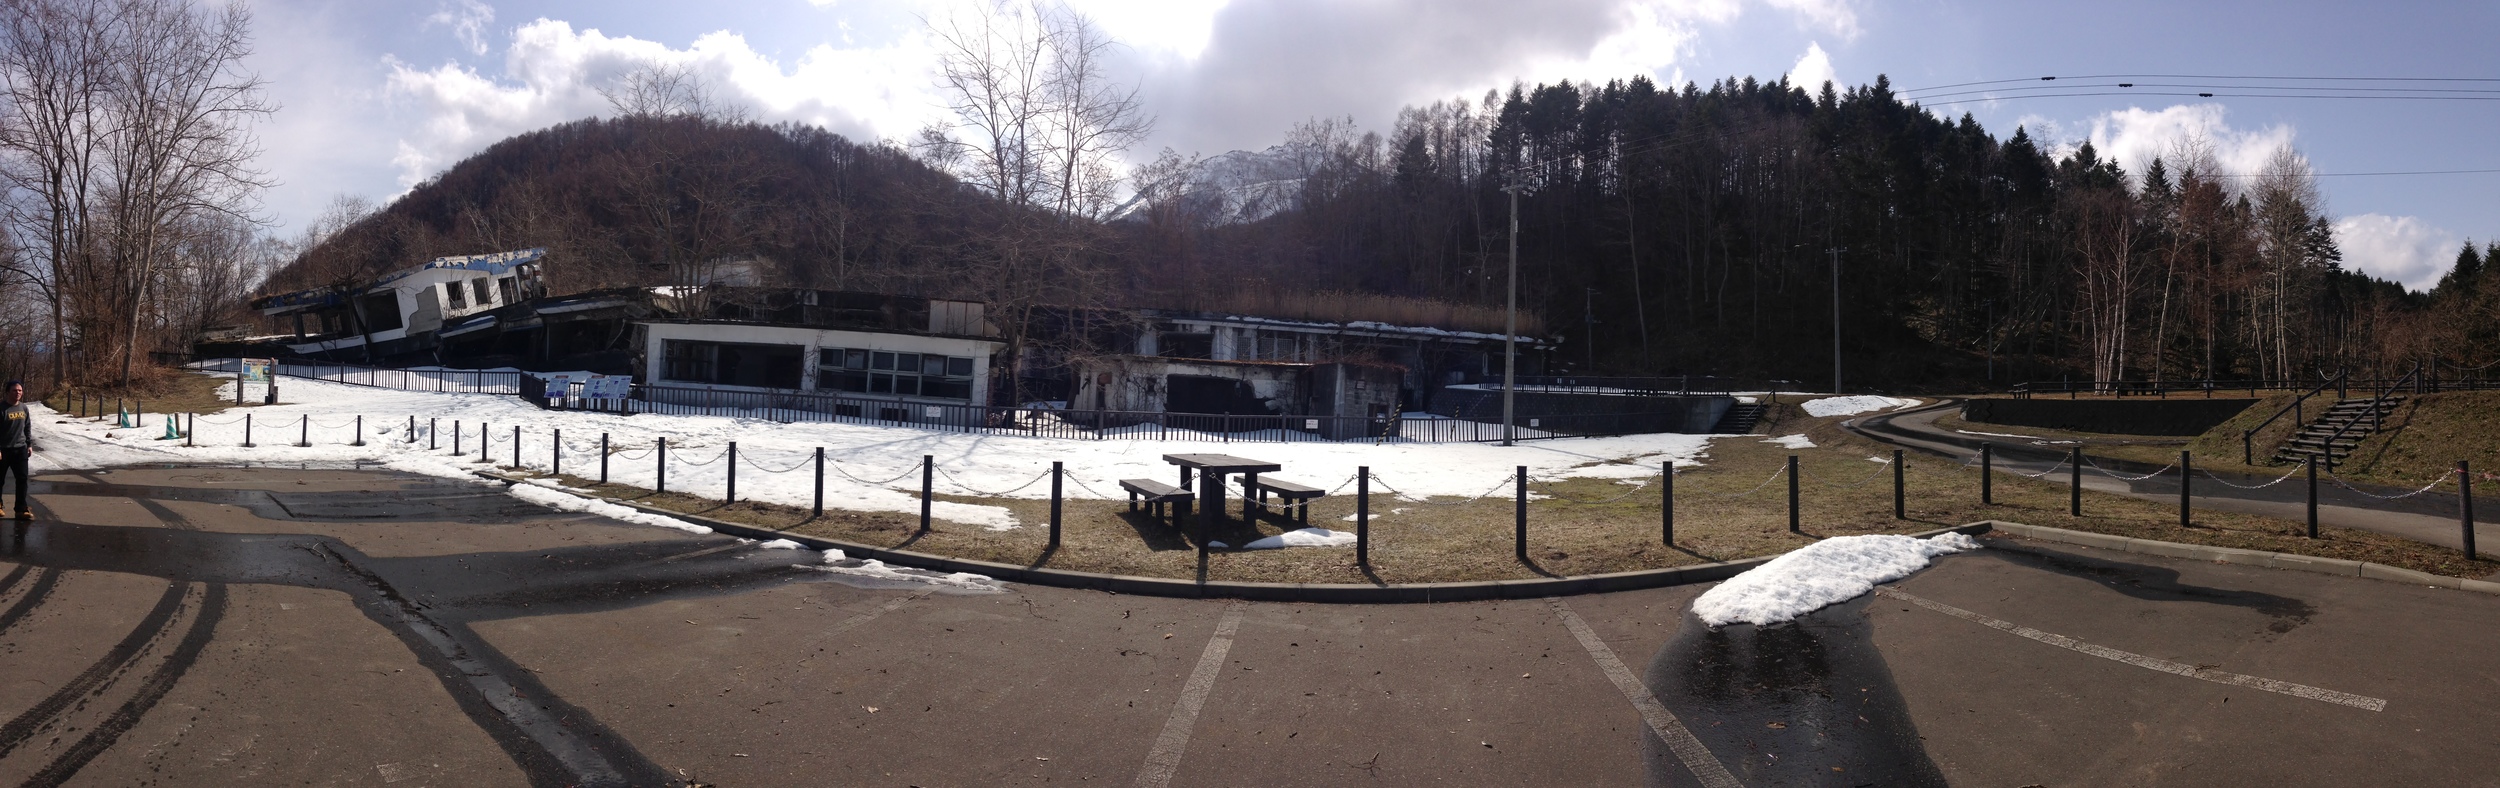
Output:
1713 401 1768 435
2272 396 2404 467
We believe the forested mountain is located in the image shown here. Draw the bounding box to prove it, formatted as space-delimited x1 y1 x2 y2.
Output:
276 75 2500 391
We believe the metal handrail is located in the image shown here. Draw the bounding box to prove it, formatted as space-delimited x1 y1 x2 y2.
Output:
2311 362 2419 470
2243 369 2346 465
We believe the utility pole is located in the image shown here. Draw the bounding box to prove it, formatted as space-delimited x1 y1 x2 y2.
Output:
1583 287 1598 369
1503 177 1521 446
1830 245 1843 394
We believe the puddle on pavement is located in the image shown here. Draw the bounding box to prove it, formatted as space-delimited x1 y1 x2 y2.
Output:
1646 596 1947 787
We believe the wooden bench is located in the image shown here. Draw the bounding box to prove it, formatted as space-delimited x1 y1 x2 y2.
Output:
1120 478 1193 525
1251 478 1325 525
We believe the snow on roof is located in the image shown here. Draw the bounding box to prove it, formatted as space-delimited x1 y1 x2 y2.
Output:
1165 312 1551 346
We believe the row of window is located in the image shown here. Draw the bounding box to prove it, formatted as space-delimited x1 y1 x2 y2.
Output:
659 340 978 401
443 277 519 311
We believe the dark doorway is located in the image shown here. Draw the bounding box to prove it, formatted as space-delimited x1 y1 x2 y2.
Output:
1166 375 1274 415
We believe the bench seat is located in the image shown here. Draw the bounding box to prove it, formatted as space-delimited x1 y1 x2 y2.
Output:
1251 478 1325 525
1120 478 1192 524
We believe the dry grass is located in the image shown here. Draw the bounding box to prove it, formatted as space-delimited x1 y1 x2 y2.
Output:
498 398 2495 583
1953 390 2495 491
43 371 237 418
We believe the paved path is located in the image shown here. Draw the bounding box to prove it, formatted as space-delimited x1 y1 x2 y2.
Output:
0 466 2493 786
1847 400 2498 555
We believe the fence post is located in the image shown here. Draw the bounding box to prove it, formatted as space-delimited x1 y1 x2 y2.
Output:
512 425 520 468
480 422 489 463
600 433 610 484
453 420 461 454
1787 455 1801 533
135 399 141 428
2069 446 2084 517
406 415 415 444
656 437 666 492
552 428 561 476
297 414 308 447
2306 455 2319 539
351 415 363 447
185 413 193 447
1893 449 1906 519
812 447 823 517
243 413 253 447
1356 466 1370 567
1514 465 1528 562
1049 461 1063 550
920 455 933 534
727 442 737 503
2462 460 2477 561
2178 451 2191 527
1661 461 1674 545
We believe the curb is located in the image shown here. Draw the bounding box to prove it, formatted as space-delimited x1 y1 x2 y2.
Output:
1973 519 2500 596
473 470 1988 603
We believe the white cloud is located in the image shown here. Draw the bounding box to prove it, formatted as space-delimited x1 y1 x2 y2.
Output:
2335 214 2461 292
425 0 497 57
1787 40 1833 92
1762 0 1859 40
382 18 938 189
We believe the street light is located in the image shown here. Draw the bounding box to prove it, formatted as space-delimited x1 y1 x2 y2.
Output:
1500 166 1540 446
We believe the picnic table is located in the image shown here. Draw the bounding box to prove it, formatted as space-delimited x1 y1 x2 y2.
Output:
1163 453 1282 525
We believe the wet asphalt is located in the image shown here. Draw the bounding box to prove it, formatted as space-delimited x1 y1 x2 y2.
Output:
0 465 2493 786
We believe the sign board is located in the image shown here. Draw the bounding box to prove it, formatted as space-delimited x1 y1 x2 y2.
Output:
1305 419 1320 430
241 358 274 383
924 406 944 418
538 373 579 399
579 374 632 401
1529 418 1542 427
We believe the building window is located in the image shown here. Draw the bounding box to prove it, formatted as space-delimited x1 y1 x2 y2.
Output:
445 282 467 309
663 340 804 388
471 278 493 307
496 277 519 305
1255 331 1303 362
818 347 976 400
360 291 403 332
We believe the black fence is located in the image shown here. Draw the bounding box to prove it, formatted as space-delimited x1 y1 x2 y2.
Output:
2012 374 2500 399
189 358 1691 443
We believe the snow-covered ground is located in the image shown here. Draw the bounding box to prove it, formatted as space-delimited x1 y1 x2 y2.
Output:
1800 395 1923 418
1690 533 1979 627
1762 434 1817 449
32 375 1724 530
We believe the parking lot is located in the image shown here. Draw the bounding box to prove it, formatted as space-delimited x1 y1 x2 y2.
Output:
0 466 2492 786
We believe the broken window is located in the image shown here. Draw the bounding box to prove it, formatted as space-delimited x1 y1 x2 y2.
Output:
445 282 467 310
496 277 518 305
472 278 493 306
662 340 803 388
360 291 403 332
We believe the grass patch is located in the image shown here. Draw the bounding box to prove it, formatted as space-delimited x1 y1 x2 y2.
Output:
1954 390 2492 490
43 371 237 418
488 400 2496 583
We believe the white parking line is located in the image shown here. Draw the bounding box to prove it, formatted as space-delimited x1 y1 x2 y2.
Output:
1876 586 2387 712
1132 600 1244 788
1546 598 1744 788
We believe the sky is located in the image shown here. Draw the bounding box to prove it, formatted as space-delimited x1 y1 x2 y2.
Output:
242 0 2498 291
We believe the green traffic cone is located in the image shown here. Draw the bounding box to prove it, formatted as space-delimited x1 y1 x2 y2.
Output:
117 409 131 428
161 415 182 441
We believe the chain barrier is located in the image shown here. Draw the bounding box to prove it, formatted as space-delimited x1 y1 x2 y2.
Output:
1802 457 1895 489
1065 475 1121 499
2011 457 2071 479
1699 465 1790 499
190 413 249 425
1368 474 1517 506
828 461 920 487
2082 455 2179 482
2328 468 2457 500
671 447 729 467
1535 472 1665 504
933 467 1055 497
1216 473 1367 511
309 417 360 430
2197 464 2306 490
741 450 815 474
610 447 655 462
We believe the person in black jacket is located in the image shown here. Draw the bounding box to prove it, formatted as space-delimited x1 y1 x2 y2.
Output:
1 381 32 520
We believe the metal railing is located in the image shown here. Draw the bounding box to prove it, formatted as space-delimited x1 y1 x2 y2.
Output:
2243 370 2349 465
2013 371 2500 400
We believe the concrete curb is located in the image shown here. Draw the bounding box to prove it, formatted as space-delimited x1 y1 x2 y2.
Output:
1973 519 2500 595
473 470 1988 603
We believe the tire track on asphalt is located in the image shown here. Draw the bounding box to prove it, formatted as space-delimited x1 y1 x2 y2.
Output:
0 582 188 761
0 569 61 637
21 583 226 788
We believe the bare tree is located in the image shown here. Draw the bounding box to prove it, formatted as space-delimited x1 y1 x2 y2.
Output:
0 0 111 389
599 60 745 123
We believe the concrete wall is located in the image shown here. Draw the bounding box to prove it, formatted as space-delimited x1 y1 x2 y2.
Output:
1428 387 1734 434
1069 356 1400 424
1961 398 2258 436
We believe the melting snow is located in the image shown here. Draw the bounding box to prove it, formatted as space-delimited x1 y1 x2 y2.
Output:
1692 533 1980 627
1763 434 1817 449
1801 396 1922 418
1237 528 1358 550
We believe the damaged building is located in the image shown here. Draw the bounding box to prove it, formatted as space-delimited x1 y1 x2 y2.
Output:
634 289 1003 423
245 248 663 372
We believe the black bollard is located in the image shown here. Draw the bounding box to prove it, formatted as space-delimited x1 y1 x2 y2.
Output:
406 415 415 444
1661 461 1674 545
1514 465 1528 562
353 415 364 446
1787 455 1801 533
656 437 667 492
243 413 254 447
1893 449 1906 520
452 420 460 454
478 422 488 463
600 433 610 484
511 425 519 468
552 428 562 476
1049 461 1063 549
1981 444 1993 504
2306 456 2320 539
920 455 934 533
185 413 193 447
727 442 738 503
812 447 824 517
298 414 308 447
2069 446 2084 517
2178 451 2191 527
2463 460 2478 561
1356 466 1370 567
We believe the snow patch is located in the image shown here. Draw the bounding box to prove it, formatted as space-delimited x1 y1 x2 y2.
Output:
1801 396 1922 418
1237 528 1357 550
1692 533 1981 627
502 483 713 534
805 549 1004 593
1763 434 1817 449
756 539 806 550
